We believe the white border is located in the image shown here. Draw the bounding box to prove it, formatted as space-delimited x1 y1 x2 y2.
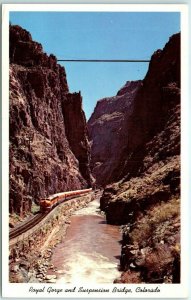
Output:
2 4 189 299
1 3 188 12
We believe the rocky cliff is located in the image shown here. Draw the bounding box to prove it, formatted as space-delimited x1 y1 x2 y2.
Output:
9 25 92 217
88 81 142 186
110 33 180 182
100 33 180 283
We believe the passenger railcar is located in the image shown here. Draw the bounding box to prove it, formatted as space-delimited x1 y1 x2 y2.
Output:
39 188 92 211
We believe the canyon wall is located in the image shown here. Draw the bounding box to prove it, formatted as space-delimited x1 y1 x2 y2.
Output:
62 92 93 187
100 32 180 220
9 25 92 216
88 81 142 186
89 34 180 187
99 33 180 283
111 33 180 182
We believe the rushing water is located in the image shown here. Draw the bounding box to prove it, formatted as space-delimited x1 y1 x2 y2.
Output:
50 197 121 284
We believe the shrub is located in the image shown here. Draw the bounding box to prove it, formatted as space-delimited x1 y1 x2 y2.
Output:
129 197 180 246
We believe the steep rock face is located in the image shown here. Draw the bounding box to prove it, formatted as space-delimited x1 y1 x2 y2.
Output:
9 25 92 216
111 33 180 181
101 97 180 224
101 33 180 217
88 81 142 186
100 33 180 283
62 92 93 187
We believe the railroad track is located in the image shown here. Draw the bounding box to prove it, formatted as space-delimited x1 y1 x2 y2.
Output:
9 212 49 240
9 189 93 241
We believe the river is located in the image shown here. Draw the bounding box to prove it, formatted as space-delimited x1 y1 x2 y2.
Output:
50 195 121 284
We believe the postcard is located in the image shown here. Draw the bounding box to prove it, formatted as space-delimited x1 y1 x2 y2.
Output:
1 3 189 299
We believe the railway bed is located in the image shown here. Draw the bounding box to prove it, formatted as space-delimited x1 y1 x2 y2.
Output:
9 189 93 242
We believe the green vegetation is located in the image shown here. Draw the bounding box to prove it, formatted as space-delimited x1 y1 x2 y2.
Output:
31 202 40 214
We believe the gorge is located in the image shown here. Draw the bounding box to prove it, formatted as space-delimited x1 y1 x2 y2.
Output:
9 24 180 284
96 33 180 283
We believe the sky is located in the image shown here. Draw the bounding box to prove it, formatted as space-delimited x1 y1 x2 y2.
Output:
10 12 180 120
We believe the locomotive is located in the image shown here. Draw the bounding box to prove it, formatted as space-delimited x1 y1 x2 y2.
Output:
39 188 92 211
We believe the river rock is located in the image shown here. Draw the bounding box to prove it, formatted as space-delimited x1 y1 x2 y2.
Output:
46 274 57 280
19 261 30 269
134 257 145 267
10 265 19 273
28 275 39 283
46 278 56 283
129 263 136 269
65 220 71 224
